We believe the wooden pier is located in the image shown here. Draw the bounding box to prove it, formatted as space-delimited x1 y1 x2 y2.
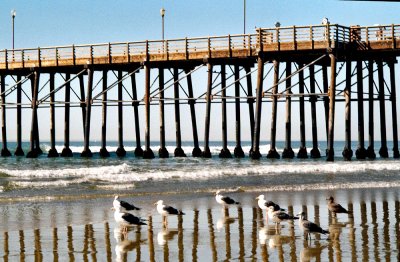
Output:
0 23 399 160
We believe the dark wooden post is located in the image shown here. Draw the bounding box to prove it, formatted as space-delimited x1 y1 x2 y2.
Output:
31 74 42 155
282 62 294 159
185 68 202 157
99 70 110 157
158 68 169 158
116 70 126 157
234 65 244 157
309 64 321 158
388 60 399 158
326 54 337 161
173 68 186 157
245 66 255 154
297 63 308 158
342 59 353 160
61 73 73 157
250 57 264 159
14 75 24 156
143 64 154 159
355 60 366 159
79 74 87 137
366 60 376 159
322 64 329 150
26 71 40 158
81 68 93 157
0 75 11 157
267 60 280 159
377 60 388 158
131 72 143 157
48 73 59 157
202 63 213 158
219 64 232 158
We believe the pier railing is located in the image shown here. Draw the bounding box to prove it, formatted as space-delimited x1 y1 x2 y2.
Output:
0 24 399 70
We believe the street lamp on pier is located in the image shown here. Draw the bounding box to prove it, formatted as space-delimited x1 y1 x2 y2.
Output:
11 9 16 50
160 7 165 40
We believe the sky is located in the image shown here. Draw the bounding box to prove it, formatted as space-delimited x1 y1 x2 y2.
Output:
0 0 399 145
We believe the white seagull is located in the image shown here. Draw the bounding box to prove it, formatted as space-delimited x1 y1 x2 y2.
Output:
297 211 329 240
155 200 185 226
256 195 285 214
215 190 240 207
267 205 298 227
114 206 146 232
113 195 141 212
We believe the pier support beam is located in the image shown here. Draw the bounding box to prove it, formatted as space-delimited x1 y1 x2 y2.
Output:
267 60 280 159
30 74 42 155
116 70 126 157
322 65 329 151
186 68 202 157
245 66 255 154
61 73 73 157
48 73 59 157
377 60 388 158
99 70 110 157
355 60 366 159
326 54 337 161
297 63 308 159
219 64 232 158
366 60 376 159
342 60 353 160
0 75 11 157
250 56 264 159
388 60 399 158
234 65 244 158
158 68 169 158
26 72 40 158
131 72 143 157
14 75 24 156
79 75 86 137
81 68 93 157
282 62 294 159
173 68 186 157
202 63 213 158
143 64 154 159
309 64 321 158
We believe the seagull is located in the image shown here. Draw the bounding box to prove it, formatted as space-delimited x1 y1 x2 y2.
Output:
215 190 240 207
256 194 285 213
113 195 141 212
297 211 329 240
267 206 298 227
114 206 146 232
155 200 185 226
326 196 351 215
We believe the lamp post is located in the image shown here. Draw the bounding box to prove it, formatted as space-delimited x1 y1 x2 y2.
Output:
11 9 16 50
243 0 246 34
160 7 165 40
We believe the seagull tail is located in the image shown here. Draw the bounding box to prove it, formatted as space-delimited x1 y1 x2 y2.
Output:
292 216 299 220
235 201 240 205
322 229 329 234
178 210 185 215
139 221 147 226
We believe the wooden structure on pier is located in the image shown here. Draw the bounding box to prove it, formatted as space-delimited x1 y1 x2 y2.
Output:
0 23 399 160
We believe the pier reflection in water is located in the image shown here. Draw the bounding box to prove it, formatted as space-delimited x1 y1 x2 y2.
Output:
0 196 399 261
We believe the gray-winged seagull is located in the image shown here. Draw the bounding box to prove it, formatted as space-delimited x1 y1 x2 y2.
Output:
297 211 329 240
155 200 185 226
113 195 141 212
326 196 351 215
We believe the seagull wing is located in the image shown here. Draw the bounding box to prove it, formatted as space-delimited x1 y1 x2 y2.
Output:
163 205 185 215
330 202 348 213
302 220 328 234
221 196 240 205
274 211 297 220
121 213 146 225
120 200 141 211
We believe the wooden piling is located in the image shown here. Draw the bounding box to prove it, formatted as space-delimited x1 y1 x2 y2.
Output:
342 59 353 160
30 74 42 155
61 73 73 157
309 64 321 158
202 63 213 158
185 68 202 157
14 75 24 156
377 60 388 158
234 65 244 158
282 62 294 159
143 64 154 159
355 60 366 159
0 75 11 157
158 68 169 158
326 54 337 161
79 75 87 137
26 72 40 158
99 70 110 157
48 73 59 157
322 65 329 148
267 60 280 159
173 68 186 157
219 64 232 158
245 66 255 154
297 63 308 158
116 70 126 157
250 57 264 159
388 60 399 158
81 68 93 157
130 72 143 157
366 60 376 159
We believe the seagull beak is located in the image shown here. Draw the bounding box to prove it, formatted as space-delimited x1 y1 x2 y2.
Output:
255 196 259 200
153 202 158 206
110 207 115 211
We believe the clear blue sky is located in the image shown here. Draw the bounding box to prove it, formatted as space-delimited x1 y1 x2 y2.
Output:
0 1 399 144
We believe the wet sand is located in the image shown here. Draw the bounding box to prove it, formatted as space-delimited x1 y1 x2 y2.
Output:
1 187 399 261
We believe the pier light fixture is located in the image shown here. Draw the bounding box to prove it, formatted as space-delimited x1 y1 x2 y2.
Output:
275 22 281 28
11 9 16 50
160 7 165 40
